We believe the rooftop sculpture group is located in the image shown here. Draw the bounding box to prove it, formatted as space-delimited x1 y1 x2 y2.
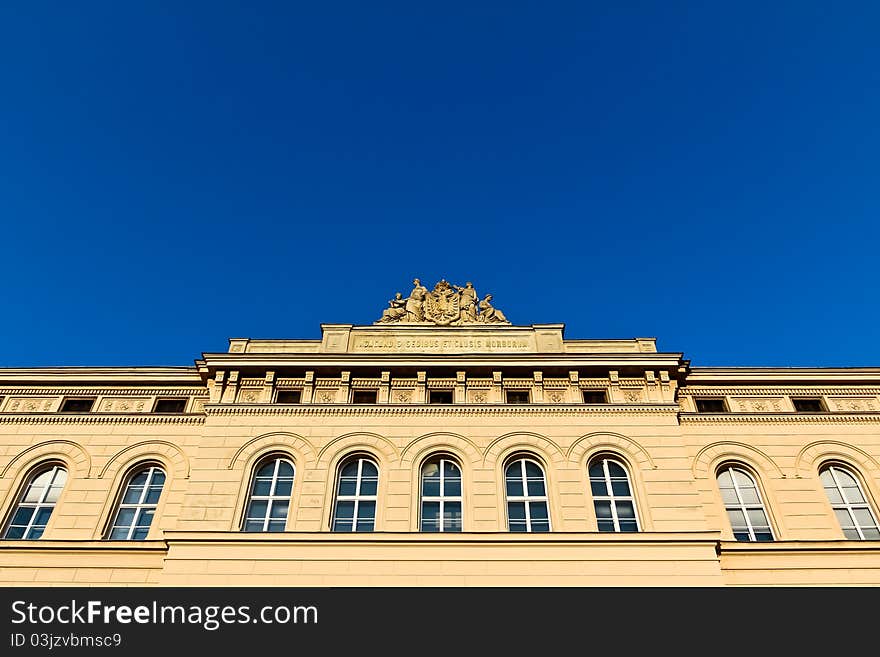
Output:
376 279 510 326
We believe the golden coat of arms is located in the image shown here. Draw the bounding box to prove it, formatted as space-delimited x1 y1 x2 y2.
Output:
423 280 461 325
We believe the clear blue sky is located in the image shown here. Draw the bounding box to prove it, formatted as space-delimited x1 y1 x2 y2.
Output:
2 2 878 368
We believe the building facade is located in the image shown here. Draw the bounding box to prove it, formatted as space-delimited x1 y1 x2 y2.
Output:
2 279 879 586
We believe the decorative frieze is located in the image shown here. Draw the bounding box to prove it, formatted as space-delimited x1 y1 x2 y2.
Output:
827 397 877 412
97 397 151 413
731 397 786 413
3 397 57 413
314 389 338 404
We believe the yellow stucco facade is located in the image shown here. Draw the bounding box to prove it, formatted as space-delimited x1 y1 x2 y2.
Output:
2 293 879 586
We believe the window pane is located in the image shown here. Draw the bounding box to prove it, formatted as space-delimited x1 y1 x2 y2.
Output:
23 483 46 504
256 461 276 477
833 468 857 488
359 477 378 496
340 461 360 477
10 506 34 526
747 509 769 529
357 501 376 521
337 477 358 496
509 521 528 532
276 461 294 477
360 461 378 478
109 527 130 540
594 501 612 519
270 501 289 519
611 480 632 497
597 520 615 532
862 527 880 540
422 501 440 519
754 531 774 541
144 487 163 504
733 531 751 541
444 477 461 498
507 502 526 521
524 461 543 478
356 519 374 532
45 485 65 504
732 470 754 488
137 509 155 528
422 478 441 497
738 487 760 505
530 520 550 532
422 462 440 479
27 527 45 539
843 528 861 540
824 487 843 505
335 501 355 520
505 477 523 497
588 463 605 479
421 502 440 531
529 502 549 520
619 521 638 533
123 486 145 504
616 501 635 519
717 470 733 487
843 485 866 505
421 518 440 532
443 502 462 531
590 480 608 497
243 520 264 532
248 500 268 519
114 508 136 527
853 508 877 529
606 461 626 478
4 525 26 539
267 520 286 532
252 478 273 496
820 469 836 489
443 461 460 478
32 507 54 527
274 478 293 497
333 520 353 532
527 478 546 497
720 487 739 505
131 527 150 540
129 471 149 487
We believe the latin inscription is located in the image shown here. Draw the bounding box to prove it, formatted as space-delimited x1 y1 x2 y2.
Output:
353 336 531 352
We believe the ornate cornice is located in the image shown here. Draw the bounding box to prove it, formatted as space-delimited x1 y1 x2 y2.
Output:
204 403 679 417
680 412 880 424
0 414 205 425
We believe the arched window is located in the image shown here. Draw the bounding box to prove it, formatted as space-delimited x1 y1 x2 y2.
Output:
504 457 550 532
420 456 462 532
717 465 774 541
820 464 880 540
107 464 166 540
2 463 67 539
589 456 640 532
243 456 295 532
331 456 378 532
